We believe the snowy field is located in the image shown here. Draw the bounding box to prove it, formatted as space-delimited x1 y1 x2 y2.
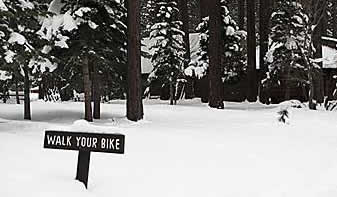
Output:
1 100 337 197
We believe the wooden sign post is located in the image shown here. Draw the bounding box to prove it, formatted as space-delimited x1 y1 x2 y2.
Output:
43 130 125 188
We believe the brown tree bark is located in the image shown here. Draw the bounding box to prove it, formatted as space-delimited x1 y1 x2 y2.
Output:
208 0 224 109
13 73 20 104
311 0 327 103
238 0 245 29
127 0 144 121
200 0 210 19
179 0 191 65
259 0 270 73
82 55 93 122
92 66 100 119
23 66 31 120
178 0 194 99
259 0 271 102
169 79 174 105
246 0 257 102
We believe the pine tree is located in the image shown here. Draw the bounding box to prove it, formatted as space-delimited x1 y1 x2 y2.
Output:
41 0 127 120
263 1 316 104
149 0 186 105
140 0 156 37
0 0 52 120
185 0 246 87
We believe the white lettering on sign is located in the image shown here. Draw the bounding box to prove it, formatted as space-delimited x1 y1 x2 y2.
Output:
67 136 71 146
101 138 120 150
92 138 97 148
47 135 72 146
116 139 120 150
47 135 56 145
76 137 99 148
44 131 124 154
76 137 81 147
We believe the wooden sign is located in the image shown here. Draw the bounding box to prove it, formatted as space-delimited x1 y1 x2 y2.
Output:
43 130 125 188
44 130 125 153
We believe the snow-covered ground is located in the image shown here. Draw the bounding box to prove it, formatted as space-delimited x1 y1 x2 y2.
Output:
1 100 337 197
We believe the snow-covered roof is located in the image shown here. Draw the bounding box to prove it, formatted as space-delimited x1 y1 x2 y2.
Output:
322 36 337 43
141 33 200 74
321 45 337 68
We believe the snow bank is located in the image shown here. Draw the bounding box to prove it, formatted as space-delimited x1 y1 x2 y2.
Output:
279 100 306 108
48 119 123 134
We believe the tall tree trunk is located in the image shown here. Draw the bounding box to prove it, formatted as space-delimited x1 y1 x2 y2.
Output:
298 42 316 110
38 73 44 100
23 66 31 120
14 73 20 104
127 0 144 121
92 66 100 119
259 0 271 103
285 61 292 101
238 0 245 29
200 75 209 103
208 0 224 109
200 0 210 19
259 0 270 73
311 0 327 104
179 0 190 65
169 79 174 105
179 0 194 99
199 0 210 102
247 0 257 102
82 55 93 122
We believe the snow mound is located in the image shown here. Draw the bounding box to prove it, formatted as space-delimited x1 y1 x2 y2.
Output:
0 118 9 123
47 119 123 134
279 100 306 108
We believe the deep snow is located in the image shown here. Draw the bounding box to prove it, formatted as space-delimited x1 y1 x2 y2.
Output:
1 100 337 197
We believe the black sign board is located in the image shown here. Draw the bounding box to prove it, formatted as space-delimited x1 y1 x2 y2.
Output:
43 130 125 188
44 130 125 154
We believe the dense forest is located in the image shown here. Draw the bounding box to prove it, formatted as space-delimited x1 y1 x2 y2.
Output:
0 0 337 121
